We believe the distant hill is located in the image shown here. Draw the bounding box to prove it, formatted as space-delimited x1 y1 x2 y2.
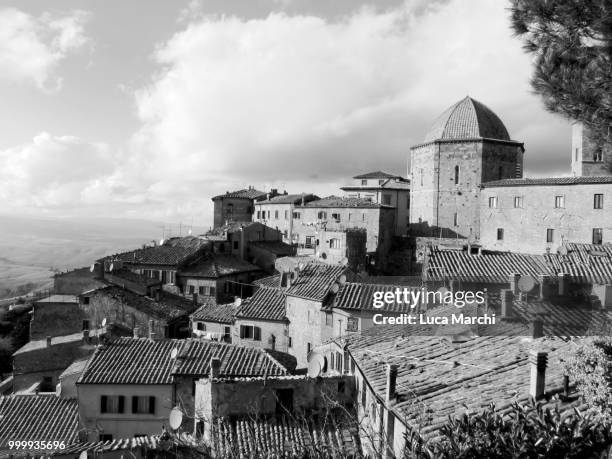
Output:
0 215 205 299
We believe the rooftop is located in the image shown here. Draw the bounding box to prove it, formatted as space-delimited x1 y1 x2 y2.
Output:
0 395 78 453
257 193 319 204
353 171 403 179
78 337 290 384
180 255 261 278
13 329 100 355
249 240 295 256
285 263 347 301
59 357 90 380
329 282 421 313
482 176 612 187
423 96 512 144
212 188 267 200
298 195 393 209
35 294 78 304
104 236 209 266
191 302 237 324
253 274 283 289
236 287 287 322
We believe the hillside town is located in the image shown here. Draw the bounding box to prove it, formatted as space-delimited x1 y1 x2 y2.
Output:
2 97 612 458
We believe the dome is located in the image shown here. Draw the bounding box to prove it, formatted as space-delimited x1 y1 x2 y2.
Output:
424 96 511 143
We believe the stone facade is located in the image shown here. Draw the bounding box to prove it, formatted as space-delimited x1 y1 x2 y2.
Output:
409 139 523 240
212 187 269 228
480 181 612 254
29 296 86 340
232 317 289 352
285 296 325 367
571 123 610 176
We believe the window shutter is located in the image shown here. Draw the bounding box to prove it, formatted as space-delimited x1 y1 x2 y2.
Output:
100 395 107 413
149 396 156 414
254 327 261 341
118 395 125 413
240 325 245 339
132 396 138 413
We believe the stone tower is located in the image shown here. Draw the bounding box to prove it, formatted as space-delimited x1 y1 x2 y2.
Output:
409 96 524 239
571 122 610 176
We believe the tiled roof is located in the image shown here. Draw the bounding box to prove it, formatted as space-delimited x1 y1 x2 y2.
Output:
249 241 295 256
35 294 78 304
423 96 511 143
482 176 612 187
253 274 283 288
104 268 162 287
105 236 208 266
237 287 287 321
13 329 100 355
172 340 289 377
191 302 237 324
341 179 411 191
286 263 347 301
54 433 200 456
212 188 267 200
211 415 361 457
92 286 193 321
353 171 401 179
424 245 552 283
59 357 90 380
206 221 260 236
0 395 78 453
298 196 391 209
346 318 582 441
330 282 421 313
545 243 612 284
78 338 181 385
180 255 261 278
257 193 319 204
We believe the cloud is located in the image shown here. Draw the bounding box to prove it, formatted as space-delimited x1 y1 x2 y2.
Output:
0 7 90 91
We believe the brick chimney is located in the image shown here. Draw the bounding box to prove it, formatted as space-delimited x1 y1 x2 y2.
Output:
133 327 140 338
385 364 398 403
210 357 221 379
501 290 514 318
529 350 548 400
46 336 52 347
148 319 155 340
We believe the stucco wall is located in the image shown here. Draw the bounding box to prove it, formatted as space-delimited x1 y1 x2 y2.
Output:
233 318 288 352
286 296 324 368
213 197 255 228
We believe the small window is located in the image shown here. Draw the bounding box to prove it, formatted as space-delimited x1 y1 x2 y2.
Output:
223 326 231 343
513 196 523 208
292 212 301 219
307 342 312 355
331 213 341 222
329 238 340 249
198 286 205 295
82 320 90 331
210 286 216 296
132 396 156 415
488 196 498 208
197 322 205 331
361 179 367 186
382 194 392 205
233 241 239 250
378 179 385 185
546 229 554 243
593 228 603 245
256 210 261 219
347 317 358 332
284 210 288 220
274 210 279 219
575 147 579 161
288 336 292 348
317 211 327 219
454 165 460 185
83 296 90 305
189 285 195 295
554 196 565 208
453 212 458 227
497 228 504 241
100 395 125 414
239 325 261 341
594 148 603 162
594 194 604 209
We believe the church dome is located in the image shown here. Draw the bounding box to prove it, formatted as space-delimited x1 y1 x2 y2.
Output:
424 96 511 143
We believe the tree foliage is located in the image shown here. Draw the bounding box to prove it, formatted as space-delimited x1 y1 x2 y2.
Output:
509 0 612 145
405 402 612 458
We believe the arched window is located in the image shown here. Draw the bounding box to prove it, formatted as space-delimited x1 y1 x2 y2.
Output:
454 165 460 185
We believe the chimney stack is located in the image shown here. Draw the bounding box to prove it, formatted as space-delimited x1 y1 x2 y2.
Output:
46 336 52 347
558 273 566 296
501 290 514 318
133 327 140 338
83 329 90 344
148 320 155 340
510 273 520 295
193 292 198 309
529 350 548 400
210 357 222 379
531 317 544 339
385 364 398 403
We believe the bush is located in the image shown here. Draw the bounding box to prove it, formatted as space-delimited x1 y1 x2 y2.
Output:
406 402 612 458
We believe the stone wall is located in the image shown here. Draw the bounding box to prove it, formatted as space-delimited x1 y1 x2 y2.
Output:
286 297 324 368
571 123 610 176
30 301 86 340
232 318 288 352
213 197 255 228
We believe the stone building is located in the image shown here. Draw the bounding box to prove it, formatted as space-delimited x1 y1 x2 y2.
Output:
190 302 236 343
409 96 524 240
253 193 319 242
341 171 411 235
29 295 85 340
295 228 367 271
211 187 268 228
571 122 610 176
480 176 612 253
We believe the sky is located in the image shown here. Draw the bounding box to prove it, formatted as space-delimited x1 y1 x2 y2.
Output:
0 0 573 229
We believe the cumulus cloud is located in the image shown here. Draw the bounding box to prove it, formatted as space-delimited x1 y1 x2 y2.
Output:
0 7 89 91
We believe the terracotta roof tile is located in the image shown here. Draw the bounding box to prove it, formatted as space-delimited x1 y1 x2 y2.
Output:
253 274 283 288
191 302 237 324
237 287 287 321
105 237 208 266
257 193 319 204
180 255 261 278
212 188 267 200
0 395 78 453
353 171 402 179
331 282 420 313
482 176 612 187
297 195 392 209
286 263 347 301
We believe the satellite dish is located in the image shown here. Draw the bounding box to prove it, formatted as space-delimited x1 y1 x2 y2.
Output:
234 297 242 307
169 406 183 430
340 258 349 267
338 274 347 285
170 347 178 359
330 283 340 294
557 246 568 256
160 238 165 246
101 318 107 327
307 358 322 378
298 262 305 271
79 450 88 459
109 263 114 272
90 264 95 273
518 275 536 293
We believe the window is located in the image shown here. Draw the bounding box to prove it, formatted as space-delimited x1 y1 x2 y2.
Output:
284 210 288 220
382 194 392 205
198 286 204 295
453 212 458 227
197 322 205 331
378 179 385 185
594 194 604 209
498 166 503 180
331 213 341 222
82 320 90 331
488 196 498 208
329 238 340 249
454 165 460 185
267 210 271 219
226 203 233 215
546 229 554 243
347 317 358 332
305 236 314 248
100 395 125 414
497 228 504 241
361 179 367 186
233 241 239 250
239 325 261 341
330 352 335 369
189 285 195 295
83 296 90 305
325 312 333 327
594 148 603 162
317 211 327 219
575 147 579 161
593 228 603 245
307 342 312 354
210 286 216 296
283 230 288 238
256 210 261 219
348 213 352 221
554 195 565 208
274 210 279 219
292 211 301 219
288 336 292 348
131 396 156 415
514 196 523 208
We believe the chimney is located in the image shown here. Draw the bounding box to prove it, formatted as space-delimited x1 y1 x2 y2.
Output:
501 289 514 318
510 273 520 295
46 336 52 347
210 357 221 379
133 327 140 338
385 364 398 403
529 350 548 400
530 317 544 339
538 275 549 299
82 329 90 344
192 292 199 309
148 320 155 340
558 273 566 296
